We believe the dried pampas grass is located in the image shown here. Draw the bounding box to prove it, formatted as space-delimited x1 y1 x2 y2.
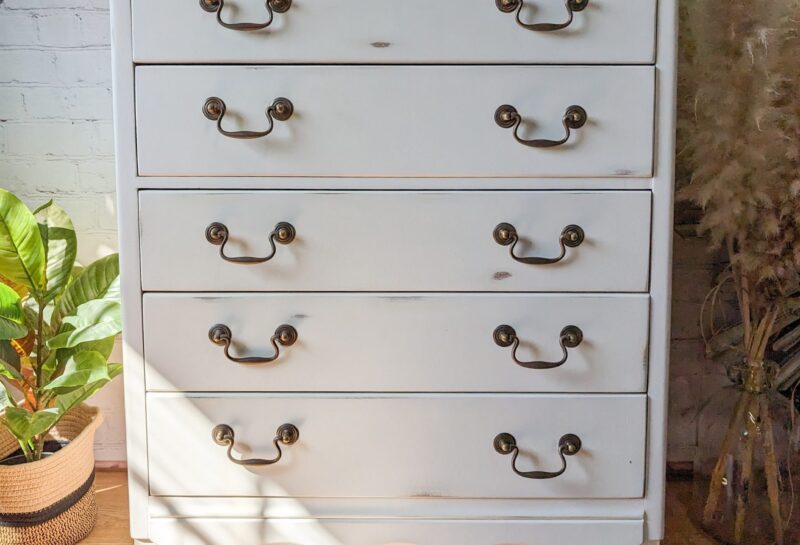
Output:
679 0 800 353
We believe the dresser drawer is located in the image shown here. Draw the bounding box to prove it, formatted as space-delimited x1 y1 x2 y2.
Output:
135 66 654 178
148 518 645 545
143 293 648 393
132 0 656 65
147 394 646 498
139 190 651 292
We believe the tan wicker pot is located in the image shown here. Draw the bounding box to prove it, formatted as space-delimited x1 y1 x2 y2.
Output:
0 405 102 545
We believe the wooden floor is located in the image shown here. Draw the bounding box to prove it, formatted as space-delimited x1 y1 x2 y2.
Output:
85 471 717 544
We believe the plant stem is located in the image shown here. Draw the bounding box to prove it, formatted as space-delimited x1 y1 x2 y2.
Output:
34 297 44 394
761 396 785 545
18 440 33 463
32 434 44 462
704 390 751 524
728 239 752 346
734 395 758 544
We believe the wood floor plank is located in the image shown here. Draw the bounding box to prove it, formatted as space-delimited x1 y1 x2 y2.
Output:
83 470 133 545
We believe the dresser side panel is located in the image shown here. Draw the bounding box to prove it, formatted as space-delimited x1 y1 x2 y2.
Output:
644 0 679 540
111 0 149 539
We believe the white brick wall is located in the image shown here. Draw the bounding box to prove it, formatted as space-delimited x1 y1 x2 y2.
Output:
0 0 124 463
0 0 716 466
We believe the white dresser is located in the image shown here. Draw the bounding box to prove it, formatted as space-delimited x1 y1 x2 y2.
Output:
111 1 676 543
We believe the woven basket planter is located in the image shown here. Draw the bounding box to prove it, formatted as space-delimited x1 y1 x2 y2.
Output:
0 405 102 545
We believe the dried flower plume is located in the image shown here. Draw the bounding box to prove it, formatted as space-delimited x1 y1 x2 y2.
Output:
679 0 800 324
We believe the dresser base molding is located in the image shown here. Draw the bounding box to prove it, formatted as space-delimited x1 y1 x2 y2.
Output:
133 539 661 545
136 518 645 545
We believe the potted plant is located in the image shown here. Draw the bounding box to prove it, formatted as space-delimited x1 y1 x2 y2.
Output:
679 1 800 544
0 189 121 545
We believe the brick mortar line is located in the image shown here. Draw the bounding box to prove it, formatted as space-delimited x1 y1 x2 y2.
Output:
0 8 110 13
1 120 112 124
0 46 110 52
0 83 111 88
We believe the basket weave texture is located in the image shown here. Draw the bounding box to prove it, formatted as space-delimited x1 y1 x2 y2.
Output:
0 405 102 545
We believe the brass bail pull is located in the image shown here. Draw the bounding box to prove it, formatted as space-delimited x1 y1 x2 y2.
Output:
495 104 587 148
200 0 292 31
493 325 583 369
206 221 296 264
212 423 299 466
494 433 582 479
203 97 294 140
496 0 589 32
494 223 585 265
209 323 298 364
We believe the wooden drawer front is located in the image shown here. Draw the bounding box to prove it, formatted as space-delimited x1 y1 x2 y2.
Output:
135 66 654 178
132 0 656 65
139 191 651 292
148 518 645 545
147 394 646 498
143 294 649 393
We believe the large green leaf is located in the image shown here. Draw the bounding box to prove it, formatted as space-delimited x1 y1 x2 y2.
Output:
0 283 27 340
48 300 122 349
3 407 60 444
43 351 109 394
0 190 45 294
34 201 77 302
51 253 119 331
56 363 121 414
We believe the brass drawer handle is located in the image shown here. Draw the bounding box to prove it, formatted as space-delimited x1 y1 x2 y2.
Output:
200 0 291 31
206 221 295 264
496 0 588 32
494 223 584 265
212 423 299 466
493 325 583 369
203 97 293 140
209 323 298 364
494 432 582 479
495 104 587 148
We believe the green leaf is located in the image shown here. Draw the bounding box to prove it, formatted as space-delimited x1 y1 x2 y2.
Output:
3 407 60 444
0 283 27 340
0 381 17 410
51 254 119 331
69 263 85 284
0 357 23 382
48 300 122 349
44 334 115 385
56 363 121 414
0 341 21 372
69 335 116 360
43 351 109 394
0 190 46 294
34 201 77 302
